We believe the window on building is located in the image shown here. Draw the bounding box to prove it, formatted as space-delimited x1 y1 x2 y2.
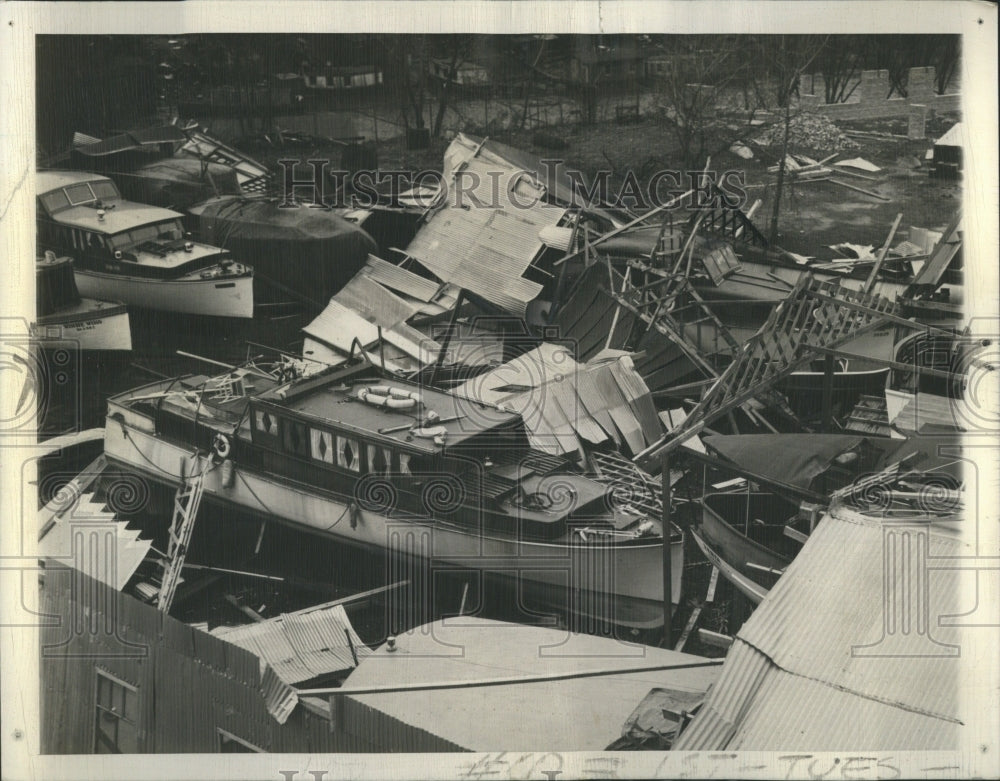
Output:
217 728 264 753
94 670 139 754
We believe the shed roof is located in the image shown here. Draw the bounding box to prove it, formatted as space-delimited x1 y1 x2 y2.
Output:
935 122 963 148
342 617 719 751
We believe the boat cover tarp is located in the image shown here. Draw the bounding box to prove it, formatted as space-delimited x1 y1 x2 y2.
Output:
703 434 894 492
188 196 377 306
112 158 242 209
71 125 189 157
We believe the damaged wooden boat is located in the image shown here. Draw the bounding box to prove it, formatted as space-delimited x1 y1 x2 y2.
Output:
687 432 964 602
36 171 254 318
103 356 684 630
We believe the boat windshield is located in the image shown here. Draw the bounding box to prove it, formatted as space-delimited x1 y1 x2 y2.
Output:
107 219 186 251
41 179 121 214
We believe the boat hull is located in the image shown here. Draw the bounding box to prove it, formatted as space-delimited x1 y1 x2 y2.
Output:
103 416 683 628
695 494 793 602
36 300 132 351
75 269 253 318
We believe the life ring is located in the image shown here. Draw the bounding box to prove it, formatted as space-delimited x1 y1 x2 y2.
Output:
358 386 419 410
212 433 231 460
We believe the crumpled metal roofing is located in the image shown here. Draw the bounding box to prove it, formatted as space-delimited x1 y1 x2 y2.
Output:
405 139 567 316
303 269 443 366
451 344 661 456
361 255 442 303
675 507 972 750
38 477 152 591
213 603 370 687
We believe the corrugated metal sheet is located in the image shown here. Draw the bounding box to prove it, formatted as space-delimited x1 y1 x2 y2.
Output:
334 271 416 327
38 490 152 591
675 508 970 750
212 603 370 687
260 663 299 725
302 300 381 353
342 617 719 751
362 255 441 302
451 345 660 457
404 148 567 316
303 270 442 366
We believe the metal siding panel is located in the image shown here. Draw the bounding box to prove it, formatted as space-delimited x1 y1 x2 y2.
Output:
213 604 368 686
405 180 564 314
334 272 416 328
678 512 967 751
362 255 441 302
303 300 381 353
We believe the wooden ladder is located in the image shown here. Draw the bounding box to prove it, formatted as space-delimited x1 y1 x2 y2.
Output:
157 465 207 614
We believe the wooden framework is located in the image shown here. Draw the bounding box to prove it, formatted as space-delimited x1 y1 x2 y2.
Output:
637 275 900 462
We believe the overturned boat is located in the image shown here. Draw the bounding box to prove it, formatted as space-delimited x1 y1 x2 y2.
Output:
103 356 684 630
36 171 254 318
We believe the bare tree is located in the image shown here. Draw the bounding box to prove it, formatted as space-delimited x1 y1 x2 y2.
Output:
816 35 865 103
648 35 762 169
758 35 830 246
430 35 475 138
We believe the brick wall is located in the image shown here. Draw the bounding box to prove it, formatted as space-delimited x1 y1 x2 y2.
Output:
799 66 960 121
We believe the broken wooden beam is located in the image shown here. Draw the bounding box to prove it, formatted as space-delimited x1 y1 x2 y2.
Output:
827 178 891 201
224 594 265 623
864 212 905 293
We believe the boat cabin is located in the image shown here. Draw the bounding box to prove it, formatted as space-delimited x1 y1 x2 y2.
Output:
118 360 626 539
37 170 236 278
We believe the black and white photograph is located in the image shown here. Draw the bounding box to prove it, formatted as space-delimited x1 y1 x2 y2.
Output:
2 3 998 779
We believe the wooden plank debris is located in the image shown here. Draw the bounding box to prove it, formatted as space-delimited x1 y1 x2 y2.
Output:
825 178 892 201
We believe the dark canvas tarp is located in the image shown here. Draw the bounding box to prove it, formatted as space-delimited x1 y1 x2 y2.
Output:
188 196 377 307
112 158 242 210
704 434 880 492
